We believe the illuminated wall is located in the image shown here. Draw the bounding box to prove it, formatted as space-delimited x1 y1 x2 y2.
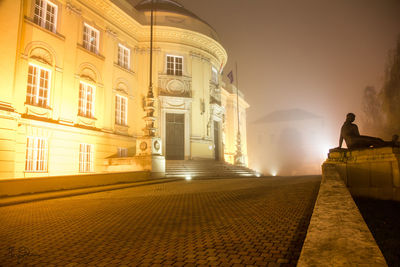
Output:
0 0 249 179
221 84 249 165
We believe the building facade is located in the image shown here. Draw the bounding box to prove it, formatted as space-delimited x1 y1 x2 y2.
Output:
0 0 249 179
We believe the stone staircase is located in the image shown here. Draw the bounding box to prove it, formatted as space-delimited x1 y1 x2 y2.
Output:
165 160 259 178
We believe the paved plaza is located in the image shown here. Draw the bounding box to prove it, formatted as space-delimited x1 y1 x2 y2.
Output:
0 176 320 266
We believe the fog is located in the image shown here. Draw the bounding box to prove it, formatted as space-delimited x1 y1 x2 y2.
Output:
132 0 400 175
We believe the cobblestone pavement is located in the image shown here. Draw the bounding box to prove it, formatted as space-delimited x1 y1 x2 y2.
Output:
0 176 320 266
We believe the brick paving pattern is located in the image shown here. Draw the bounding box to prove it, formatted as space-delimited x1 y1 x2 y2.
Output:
0 176 320 266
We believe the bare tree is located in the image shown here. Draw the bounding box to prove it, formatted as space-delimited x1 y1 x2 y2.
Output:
362 86 383 135
381 36 400 135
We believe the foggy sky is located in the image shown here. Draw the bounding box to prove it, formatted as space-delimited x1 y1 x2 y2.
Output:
130 0 400 170
174 0 400 147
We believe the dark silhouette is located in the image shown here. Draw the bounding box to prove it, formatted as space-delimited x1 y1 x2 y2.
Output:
337 113 390 149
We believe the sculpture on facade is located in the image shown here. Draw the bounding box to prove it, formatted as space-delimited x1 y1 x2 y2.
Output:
336 113 394 150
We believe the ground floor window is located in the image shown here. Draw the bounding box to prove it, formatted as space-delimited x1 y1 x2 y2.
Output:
117 147 128 157
79 143 93 172
25 137 48 172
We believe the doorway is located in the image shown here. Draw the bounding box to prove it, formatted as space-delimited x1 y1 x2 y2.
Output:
214 121 220 160
166 113 185 160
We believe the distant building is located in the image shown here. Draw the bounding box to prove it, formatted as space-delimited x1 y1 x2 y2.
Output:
0 0 249 179
248 109 325 176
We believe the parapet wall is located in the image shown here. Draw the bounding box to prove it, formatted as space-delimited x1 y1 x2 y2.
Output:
298 164 387 266
326 147 400 201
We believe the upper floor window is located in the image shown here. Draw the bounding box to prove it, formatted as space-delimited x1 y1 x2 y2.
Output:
167 55 183 76
78 81 95 118
211 66 218 84
115 95 127 126
83 23 99 54
79 143 93 172
26 64 51 108
25 137 48 172
34 0 58 32
118 44 130 69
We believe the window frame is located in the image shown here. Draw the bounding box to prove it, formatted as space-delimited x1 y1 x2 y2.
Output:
25 136 48 172
33 0 58 33
115 94 128 126
26 63 51 108
211 66 218 84
79 143 94 173
83 23 100 54
78 81 96 118
118 44 131 69
117 147 128 157
166 55 183 76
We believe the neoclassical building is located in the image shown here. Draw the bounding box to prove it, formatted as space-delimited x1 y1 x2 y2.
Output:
0 0 249 179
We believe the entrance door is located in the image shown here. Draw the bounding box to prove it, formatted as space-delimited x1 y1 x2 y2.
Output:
166 113 185 160
214 121 220 160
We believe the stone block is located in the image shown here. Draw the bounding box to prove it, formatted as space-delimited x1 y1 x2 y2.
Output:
325 147 400 201
347 164 370 187
370 162 393 188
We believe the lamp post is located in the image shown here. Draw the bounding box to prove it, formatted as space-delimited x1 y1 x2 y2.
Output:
136 0 165 177
234 62 244 166
143 0 156 137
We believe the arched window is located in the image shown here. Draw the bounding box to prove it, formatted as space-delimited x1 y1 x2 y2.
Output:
26 47 55 108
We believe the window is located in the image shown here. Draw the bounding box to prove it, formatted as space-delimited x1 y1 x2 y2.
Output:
167 55 183 76
211 66 218 84
115 95 127 126
79 144 93 172
118 44 130 69
34 0 58 32
25 137 48 172
26 64 51 108
83 23 99 54
79 82 95 118
117 147 128 157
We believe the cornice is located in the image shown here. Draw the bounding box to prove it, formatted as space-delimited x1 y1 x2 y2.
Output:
77 0 227 66
149 26 227 66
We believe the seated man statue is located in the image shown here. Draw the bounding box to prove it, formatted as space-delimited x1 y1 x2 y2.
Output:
337 113 390 149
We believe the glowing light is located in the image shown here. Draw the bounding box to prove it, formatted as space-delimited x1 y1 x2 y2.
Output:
255 172 261 177
209 145 213 150
271 171 277 176
185 175 192 181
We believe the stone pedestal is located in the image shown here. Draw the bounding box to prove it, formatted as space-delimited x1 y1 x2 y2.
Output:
136 136 165 178
324 147 400 201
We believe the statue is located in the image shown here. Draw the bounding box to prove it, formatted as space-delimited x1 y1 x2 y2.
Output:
336 113 392 149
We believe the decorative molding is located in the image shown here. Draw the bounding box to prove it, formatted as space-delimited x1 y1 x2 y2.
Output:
210 103 225 121
71 0 227 66
78 62 103 84
190 51 210 62
210 82 221 105
159 95 192 110
134 46 161 54
24 41 60 66
66 2 82 16
106 27 118 39
25 104 52 120
158 75 191 98
190 137 213 144
114 124 129 135
77 115 96 127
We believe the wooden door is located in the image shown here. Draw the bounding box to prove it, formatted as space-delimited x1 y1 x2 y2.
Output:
166 113 185 160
